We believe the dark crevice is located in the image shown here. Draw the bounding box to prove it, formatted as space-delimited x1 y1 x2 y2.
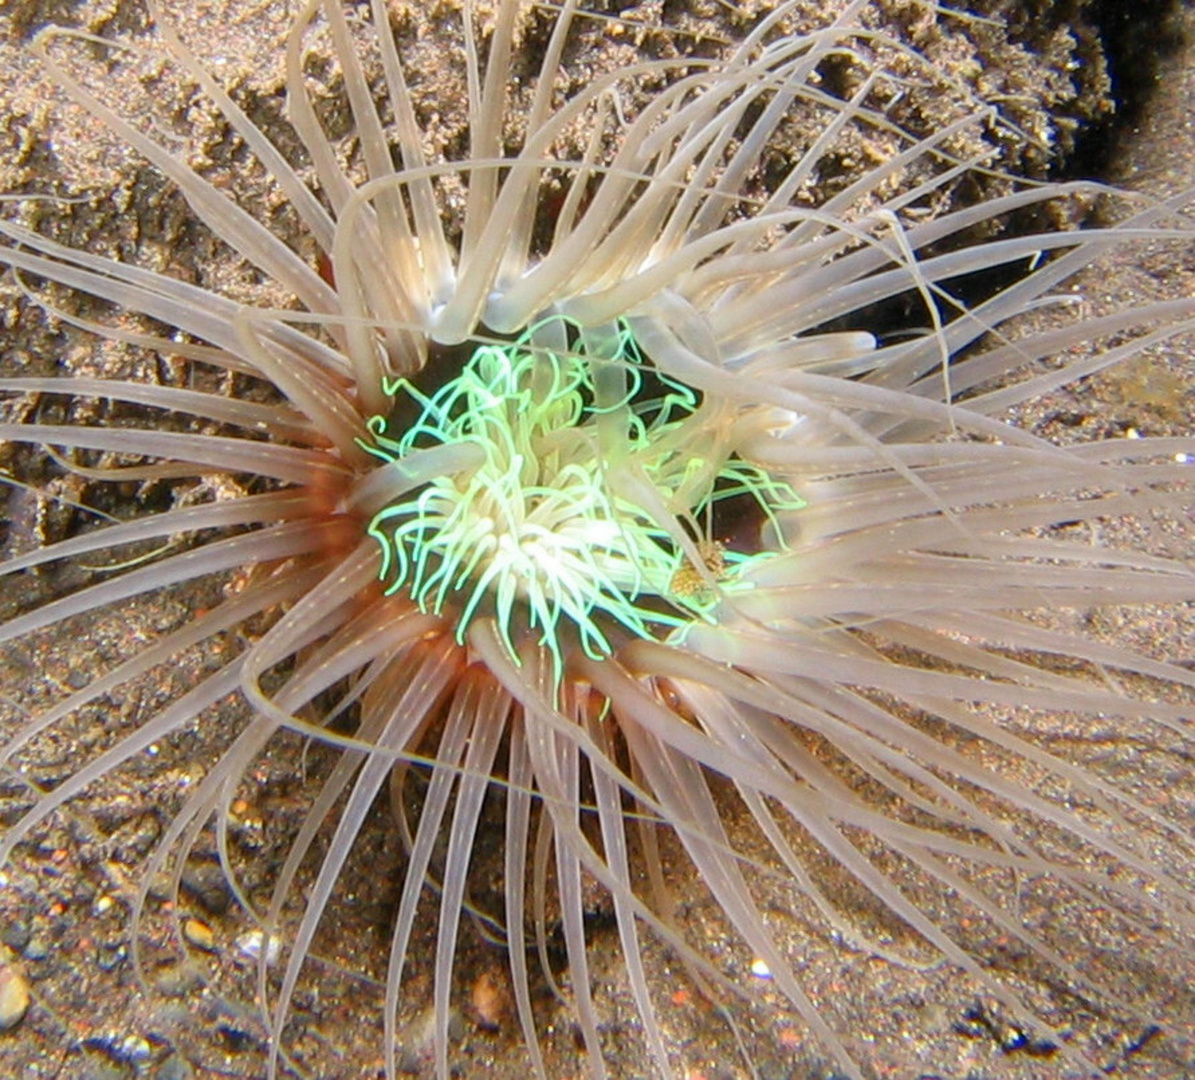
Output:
1047 0 1188 180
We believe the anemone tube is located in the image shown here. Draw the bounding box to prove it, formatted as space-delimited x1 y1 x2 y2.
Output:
0 2 1193 1079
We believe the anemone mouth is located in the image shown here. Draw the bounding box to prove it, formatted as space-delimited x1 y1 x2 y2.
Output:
356 314 805 681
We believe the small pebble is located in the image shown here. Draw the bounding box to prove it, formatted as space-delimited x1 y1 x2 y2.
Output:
750 957 771 978
117 1034 152 1063
182 918 217 953
83 1031 154 1067
22 936 50 962
234 929 280 966
469 969 511 1031
0 964 31 1030
95 942 127 973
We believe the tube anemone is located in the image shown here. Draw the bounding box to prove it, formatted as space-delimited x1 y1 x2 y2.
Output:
0 2 1192 1079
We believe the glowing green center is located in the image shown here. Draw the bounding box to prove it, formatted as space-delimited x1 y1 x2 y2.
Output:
359 317 802 679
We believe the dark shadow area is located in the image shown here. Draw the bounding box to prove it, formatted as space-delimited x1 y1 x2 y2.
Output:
1054 0 1188 179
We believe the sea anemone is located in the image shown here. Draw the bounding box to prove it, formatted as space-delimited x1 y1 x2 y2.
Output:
0 1 1192 1078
